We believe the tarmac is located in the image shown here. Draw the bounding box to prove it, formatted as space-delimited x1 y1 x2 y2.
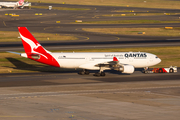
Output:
0 71 180 120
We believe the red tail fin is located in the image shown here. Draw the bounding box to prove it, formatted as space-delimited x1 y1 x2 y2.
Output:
18 27 60 67
18 27 49 54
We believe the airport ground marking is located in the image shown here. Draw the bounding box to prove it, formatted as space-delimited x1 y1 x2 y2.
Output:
143 92 180 98
0 85 180 100
115 37 120 40
0 85 180 96
3 21 6 26
78 35 89 41
5 91 179 98
1 91 179 100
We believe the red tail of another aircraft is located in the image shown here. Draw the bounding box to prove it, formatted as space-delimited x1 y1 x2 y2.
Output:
18 0 24 6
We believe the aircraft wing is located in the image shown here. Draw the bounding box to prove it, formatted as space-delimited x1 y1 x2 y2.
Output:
95 57 120 67
97 57 134 73
79 57 134 74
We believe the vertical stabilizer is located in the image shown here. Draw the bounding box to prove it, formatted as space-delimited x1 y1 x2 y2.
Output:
18 27 50 54
18 0 24 6
18 27 60 67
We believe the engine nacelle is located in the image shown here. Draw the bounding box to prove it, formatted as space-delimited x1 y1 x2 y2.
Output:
114 65 134 74
122 65 134 74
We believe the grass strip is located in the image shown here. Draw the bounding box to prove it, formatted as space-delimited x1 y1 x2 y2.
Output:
78 20 180 24
0 31 77 42
103 13 180 17
82 28 180 37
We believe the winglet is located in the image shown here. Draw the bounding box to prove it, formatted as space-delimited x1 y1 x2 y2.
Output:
113 57 118 61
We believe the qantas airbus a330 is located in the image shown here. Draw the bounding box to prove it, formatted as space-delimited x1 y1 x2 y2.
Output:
8 27 161 76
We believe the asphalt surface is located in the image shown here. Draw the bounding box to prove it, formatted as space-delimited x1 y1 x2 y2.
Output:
0 70 180 87
0 70 180 120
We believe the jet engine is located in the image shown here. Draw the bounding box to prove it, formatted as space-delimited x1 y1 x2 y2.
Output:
114 65 134 74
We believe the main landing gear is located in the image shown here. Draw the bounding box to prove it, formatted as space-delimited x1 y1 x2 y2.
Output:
93 67 106 77
93 72 106 77
78 67 106 77
78 69 90 75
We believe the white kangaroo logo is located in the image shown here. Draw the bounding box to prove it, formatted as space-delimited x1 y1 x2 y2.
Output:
18 0 24 6
20 33 48 59
34 43 41 50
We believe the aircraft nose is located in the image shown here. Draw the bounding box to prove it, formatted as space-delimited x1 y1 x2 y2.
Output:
157 58 161 64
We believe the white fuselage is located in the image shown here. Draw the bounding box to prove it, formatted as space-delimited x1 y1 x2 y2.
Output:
0 2 24 8
0 2 18 7
49 52 161 70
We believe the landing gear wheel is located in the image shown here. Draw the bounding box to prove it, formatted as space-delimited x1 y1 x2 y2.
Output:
93 72 101 77
159 68 163 73
100 72 106 76
84 70 90 75
169 68 174 73
93 72 105 77
78 70 90 75
78 71 85 75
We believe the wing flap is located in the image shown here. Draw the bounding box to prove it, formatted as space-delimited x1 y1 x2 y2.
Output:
96 57 120 67
79 57 122 70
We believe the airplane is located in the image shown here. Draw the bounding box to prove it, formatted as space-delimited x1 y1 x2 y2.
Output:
0 0 24 9
8 27 161 76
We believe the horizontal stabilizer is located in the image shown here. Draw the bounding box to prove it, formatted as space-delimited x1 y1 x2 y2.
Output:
7 51 21 55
